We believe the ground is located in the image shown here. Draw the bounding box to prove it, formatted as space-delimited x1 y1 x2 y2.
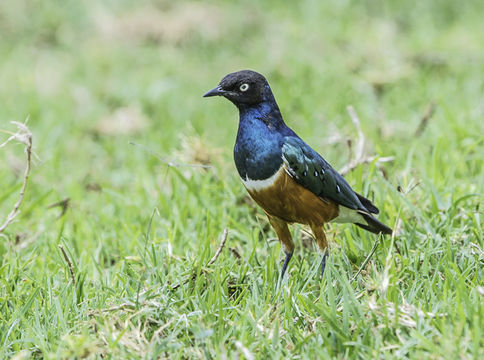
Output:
0 0 483 358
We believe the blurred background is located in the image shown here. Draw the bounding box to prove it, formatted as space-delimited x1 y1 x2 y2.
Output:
1 0 482 188
0 0 483 356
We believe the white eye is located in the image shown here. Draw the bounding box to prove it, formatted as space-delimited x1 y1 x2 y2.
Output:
239 83 249 92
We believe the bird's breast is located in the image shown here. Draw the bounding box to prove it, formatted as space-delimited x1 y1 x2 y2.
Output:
233 129 283 180
242 166 339 225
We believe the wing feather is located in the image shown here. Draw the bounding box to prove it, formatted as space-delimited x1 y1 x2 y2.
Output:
282 136 376 213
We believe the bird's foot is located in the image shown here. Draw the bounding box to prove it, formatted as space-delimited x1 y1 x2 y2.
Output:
320 252 328 277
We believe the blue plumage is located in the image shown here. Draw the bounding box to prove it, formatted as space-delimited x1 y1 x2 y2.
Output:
233 85 295 180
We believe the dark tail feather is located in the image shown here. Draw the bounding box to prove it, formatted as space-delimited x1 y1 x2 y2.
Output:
356 211 392 235
355 192 379 214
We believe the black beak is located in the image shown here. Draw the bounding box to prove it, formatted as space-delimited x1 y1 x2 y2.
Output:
203 85 225 98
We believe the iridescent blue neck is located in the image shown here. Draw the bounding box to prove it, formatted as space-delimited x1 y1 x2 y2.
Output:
233 85 297 180
237 85 284 129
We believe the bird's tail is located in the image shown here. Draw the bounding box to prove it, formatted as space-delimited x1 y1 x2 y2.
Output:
356 211 393 235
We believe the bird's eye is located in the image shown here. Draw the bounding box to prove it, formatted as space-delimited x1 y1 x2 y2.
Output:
239 83 249 92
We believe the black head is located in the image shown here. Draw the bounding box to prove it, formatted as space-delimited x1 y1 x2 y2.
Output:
203 70 269 107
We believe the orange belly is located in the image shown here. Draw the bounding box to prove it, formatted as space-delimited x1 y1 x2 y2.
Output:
245 168 339 225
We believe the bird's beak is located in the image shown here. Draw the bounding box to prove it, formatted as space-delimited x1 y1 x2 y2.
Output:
203 85 225 98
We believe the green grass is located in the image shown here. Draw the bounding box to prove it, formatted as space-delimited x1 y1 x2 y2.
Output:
0 0 483 358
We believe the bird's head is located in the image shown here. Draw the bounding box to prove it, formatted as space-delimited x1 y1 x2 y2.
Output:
203 70 270 107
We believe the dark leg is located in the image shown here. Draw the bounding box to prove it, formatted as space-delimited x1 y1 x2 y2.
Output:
281 251 293 280
310 225 330 279
267 215 294 282
320 252 328 277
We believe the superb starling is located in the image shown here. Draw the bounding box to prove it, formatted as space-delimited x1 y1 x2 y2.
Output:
204 70 392 279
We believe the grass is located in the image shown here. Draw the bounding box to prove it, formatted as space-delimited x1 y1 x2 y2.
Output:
0 0 483 358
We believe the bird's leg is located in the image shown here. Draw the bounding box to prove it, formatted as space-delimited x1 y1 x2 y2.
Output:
267 215 294 281
310 225 329 278
320 251 328 277
280 251 293 280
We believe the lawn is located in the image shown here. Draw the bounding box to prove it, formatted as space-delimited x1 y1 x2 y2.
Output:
0 0 483 358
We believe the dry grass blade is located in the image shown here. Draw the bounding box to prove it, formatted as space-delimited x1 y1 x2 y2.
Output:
207 228 229 266
414 102 436 137
171 228 229 290
351 235 381 281
0 120 33 237
235 341 254 360
59 244 76 286
368 298 446 328
339 106 394 176
47 198 71 218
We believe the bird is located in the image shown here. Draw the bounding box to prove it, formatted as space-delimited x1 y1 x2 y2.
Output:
203 70 392 280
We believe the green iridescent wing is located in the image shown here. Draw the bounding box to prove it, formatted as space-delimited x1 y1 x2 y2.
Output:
281 136 377 213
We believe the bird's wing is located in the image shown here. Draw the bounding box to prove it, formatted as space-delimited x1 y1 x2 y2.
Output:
281 136 375 213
